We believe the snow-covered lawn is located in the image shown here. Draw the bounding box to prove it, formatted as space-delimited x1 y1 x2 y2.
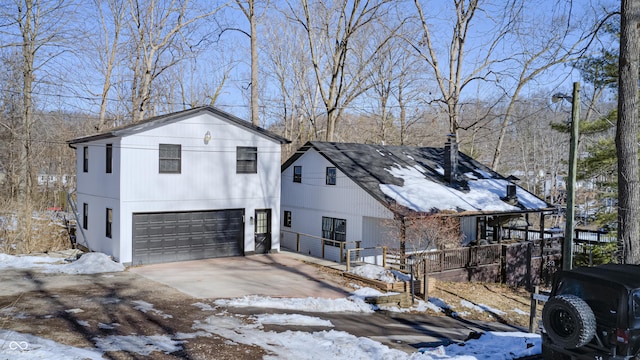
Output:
0 253 541 359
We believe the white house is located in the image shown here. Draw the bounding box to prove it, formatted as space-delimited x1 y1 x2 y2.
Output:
68 106 289 265
280 141 552 263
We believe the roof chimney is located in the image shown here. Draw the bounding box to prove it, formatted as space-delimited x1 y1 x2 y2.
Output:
503 184 518 205
444 134 458 184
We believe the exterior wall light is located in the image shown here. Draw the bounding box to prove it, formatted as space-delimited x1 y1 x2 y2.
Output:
204 130 212 144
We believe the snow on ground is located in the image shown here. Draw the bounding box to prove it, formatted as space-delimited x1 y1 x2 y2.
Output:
43 253 125 274
214 295 375 313
93 334 182 356
252 313 334 327
132 300 173 319
0 329 103 360
0 252 124 274
193 313 540 360
460 300 507 316
0 254 542 359
348 263 411 283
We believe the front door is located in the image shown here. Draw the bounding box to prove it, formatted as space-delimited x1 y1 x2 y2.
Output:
254 209 271 254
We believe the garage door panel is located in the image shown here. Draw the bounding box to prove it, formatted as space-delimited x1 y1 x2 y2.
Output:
133 209 244 265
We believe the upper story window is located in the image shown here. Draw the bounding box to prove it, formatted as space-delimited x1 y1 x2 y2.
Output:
293 166 302 183
159 144 181 174
237 147 257 173
83 146 89 173
106 144 113 174
326 167 336 185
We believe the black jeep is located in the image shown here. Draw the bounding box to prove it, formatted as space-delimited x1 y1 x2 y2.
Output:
541 264 640 359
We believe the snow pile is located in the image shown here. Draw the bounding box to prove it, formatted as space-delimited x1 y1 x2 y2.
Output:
349 264 409 283
44 253 125 274
0 253 63 269
0 252 124 274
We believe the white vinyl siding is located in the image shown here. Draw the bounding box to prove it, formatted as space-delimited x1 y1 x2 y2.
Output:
75 111 283 263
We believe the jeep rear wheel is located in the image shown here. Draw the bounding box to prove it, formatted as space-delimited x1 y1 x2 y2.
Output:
542 294 596 348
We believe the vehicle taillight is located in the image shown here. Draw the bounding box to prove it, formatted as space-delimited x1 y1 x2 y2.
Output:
615 328 630 344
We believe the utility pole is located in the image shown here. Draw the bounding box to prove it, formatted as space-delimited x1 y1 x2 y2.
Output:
552 82 580 270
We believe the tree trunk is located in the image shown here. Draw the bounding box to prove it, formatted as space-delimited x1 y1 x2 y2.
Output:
19 0 35 204
617 0 640 264
249 0 259 126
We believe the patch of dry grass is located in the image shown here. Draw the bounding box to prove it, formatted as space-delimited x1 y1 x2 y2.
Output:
429 281 545 328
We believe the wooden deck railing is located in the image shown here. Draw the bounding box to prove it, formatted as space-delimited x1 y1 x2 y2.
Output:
386 244 502 273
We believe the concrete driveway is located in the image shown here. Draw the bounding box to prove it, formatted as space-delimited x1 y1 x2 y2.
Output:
129 251 352 299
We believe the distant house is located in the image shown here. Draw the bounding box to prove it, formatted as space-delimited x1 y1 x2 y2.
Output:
68 106 289 265
280 141 553 262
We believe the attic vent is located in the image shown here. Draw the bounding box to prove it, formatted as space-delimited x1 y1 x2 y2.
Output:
444 134 458 184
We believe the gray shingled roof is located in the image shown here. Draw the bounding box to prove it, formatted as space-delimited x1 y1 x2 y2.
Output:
282 141 551 216
68 106 290 145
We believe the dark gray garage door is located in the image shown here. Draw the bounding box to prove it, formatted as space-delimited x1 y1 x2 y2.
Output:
132 209 244 265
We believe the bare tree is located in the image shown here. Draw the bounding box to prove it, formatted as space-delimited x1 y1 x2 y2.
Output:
262 11 323 154
287 0 396 141
0 0 77 249
126 0 224 122
92 0 126 130
366 32 426 145
617 0 640 264
235 0 264 126
490 2 604 171
410 0 519 138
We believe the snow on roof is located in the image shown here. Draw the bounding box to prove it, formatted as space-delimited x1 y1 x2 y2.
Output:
380 164 548 213
284 142 550 216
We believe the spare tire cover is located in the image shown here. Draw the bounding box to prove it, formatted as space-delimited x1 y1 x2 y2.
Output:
542 294 596 348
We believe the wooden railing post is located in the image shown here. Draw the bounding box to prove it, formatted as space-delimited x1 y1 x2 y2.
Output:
340 242 344 262
321 238 325 259
346 249 351 271
296 233 300 252
382 246 387 267
422 258 429 301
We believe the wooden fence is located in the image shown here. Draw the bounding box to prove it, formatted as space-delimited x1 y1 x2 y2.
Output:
281 228 607 289
385 238 563 288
